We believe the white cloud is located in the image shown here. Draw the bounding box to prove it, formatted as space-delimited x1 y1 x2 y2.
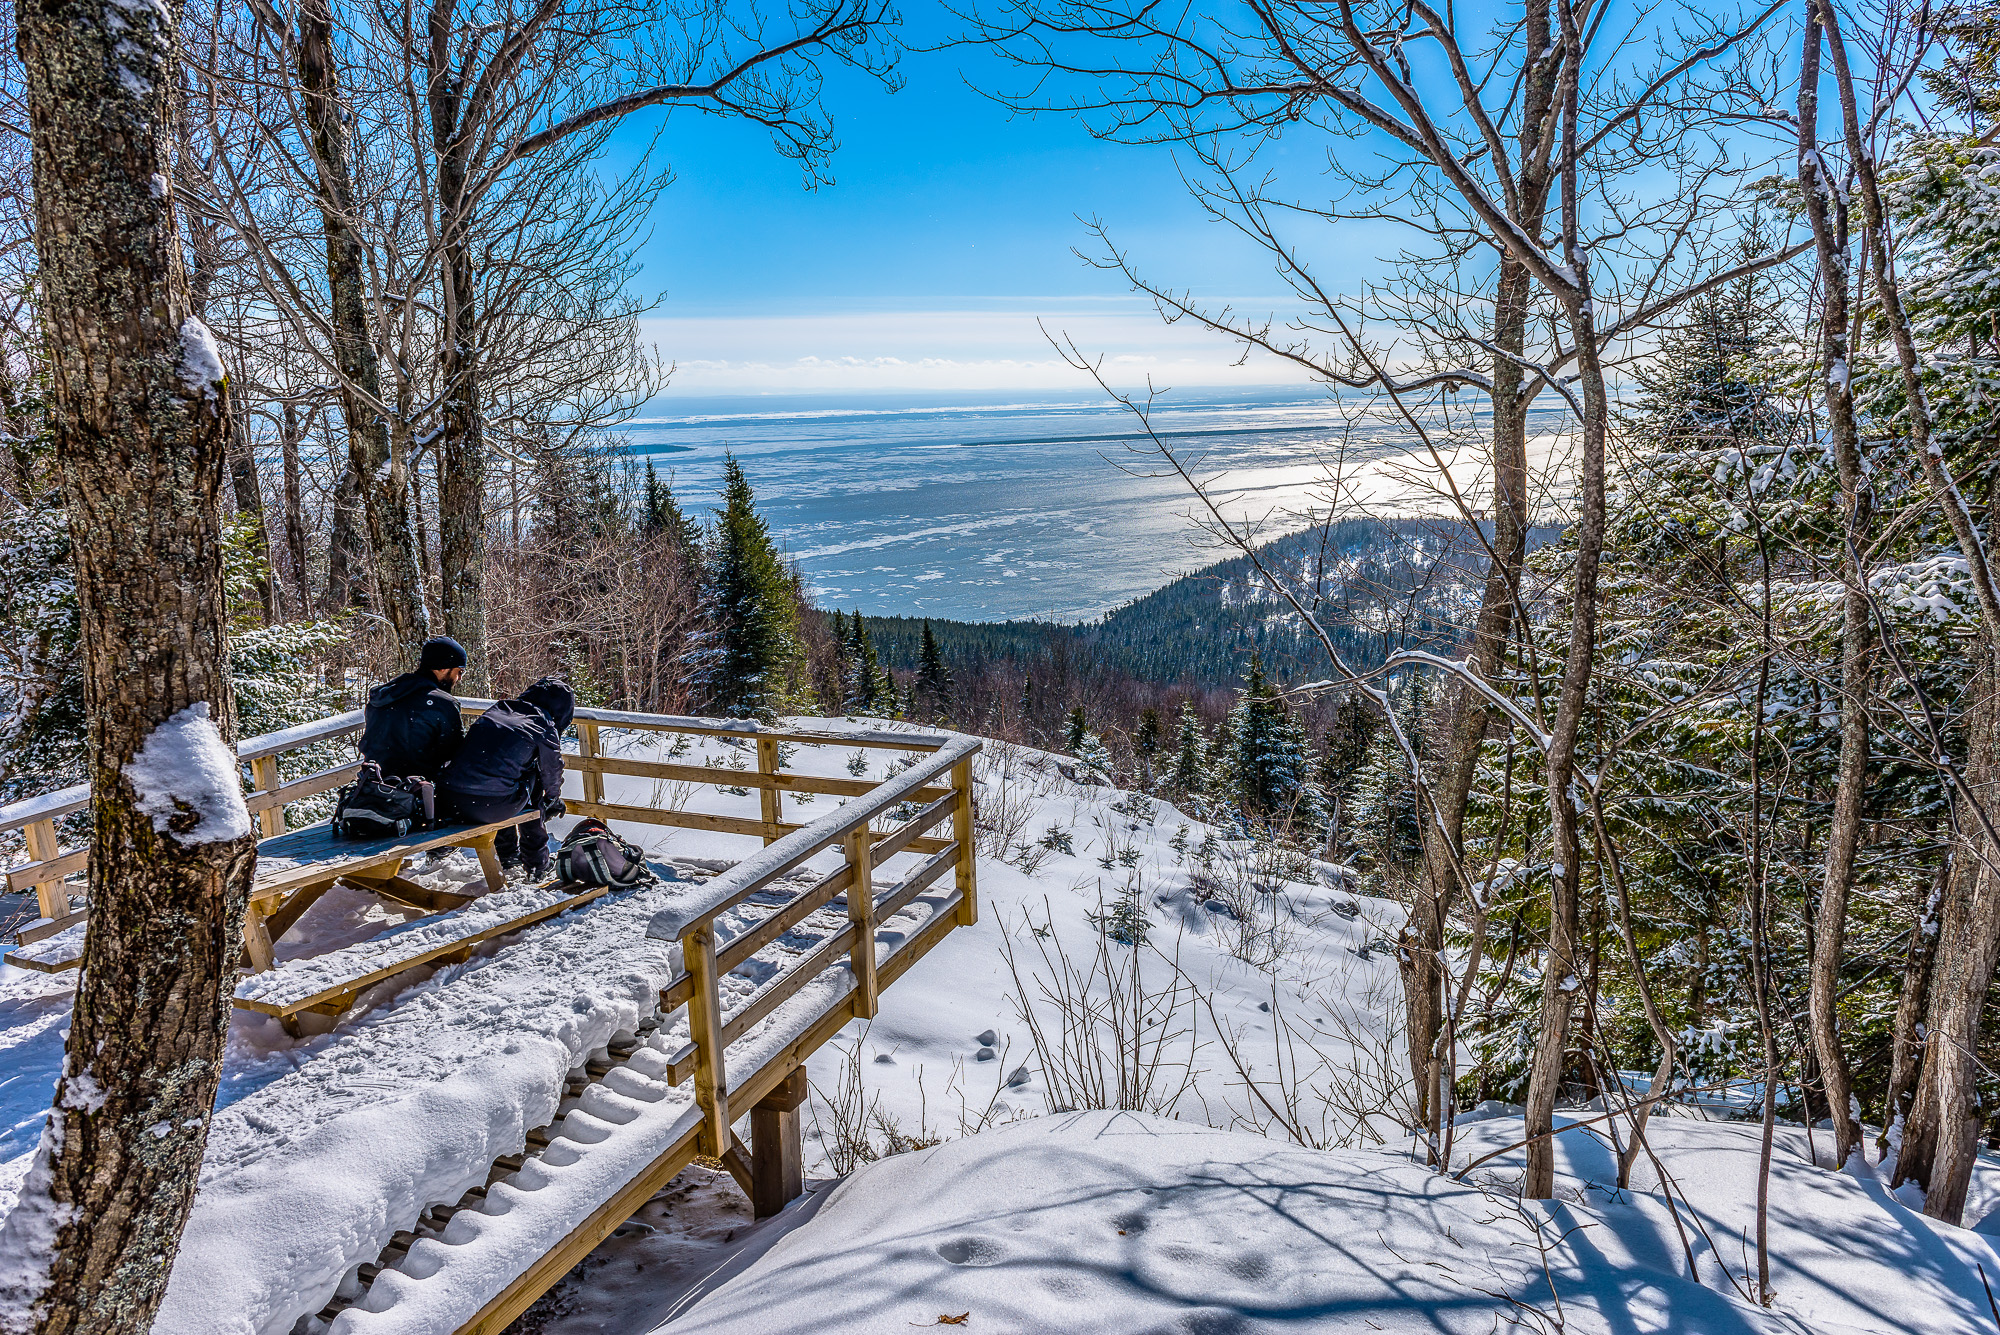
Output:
638 304 1318 392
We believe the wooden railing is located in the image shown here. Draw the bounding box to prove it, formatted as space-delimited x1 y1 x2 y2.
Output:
457 726 979 1333
0 701 983 1332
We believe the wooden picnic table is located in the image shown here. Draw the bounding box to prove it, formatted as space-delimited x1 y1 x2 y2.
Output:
242 812 538 971
7 810 538 975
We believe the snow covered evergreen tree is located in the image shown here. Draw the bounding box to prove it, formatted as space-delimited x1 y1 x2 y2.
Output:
1224 652 1322 831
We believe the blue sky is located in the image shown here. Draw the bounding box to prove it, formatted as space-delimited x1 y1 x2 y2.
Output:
593 10 1400 394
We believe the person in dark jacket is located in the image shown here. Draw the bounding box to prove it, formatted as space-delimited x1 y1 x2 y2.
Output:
442 676 574 877
359 637 468 781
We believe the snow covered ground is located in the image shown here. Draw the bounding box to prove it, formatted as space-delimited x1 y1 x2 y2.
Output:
0 720 1995 1335
663 1108 2000 1335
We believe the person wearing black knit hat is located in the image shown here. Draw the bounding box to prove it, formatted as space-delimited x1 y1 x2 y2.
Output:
442 675 575 879
359 637 468 784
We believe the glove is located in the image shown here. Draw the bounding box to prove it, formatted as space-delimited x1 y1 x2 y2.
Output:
542 797 567 821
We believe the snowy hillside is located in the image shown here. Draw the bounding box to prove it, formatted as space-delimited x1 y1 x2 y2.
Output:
0 722 1996 1335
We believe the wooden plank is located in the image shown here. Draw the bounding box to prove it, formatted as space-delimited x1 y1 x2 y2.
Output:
21 819 70 920
251 755 285 840
243 762 359 816
846 827 878 1021
250 814 535 903
685 921 730 1159
720 1132 757 1198
715 864 854 976
471 832 506 894
868 793 954 864
756 738 782 844
232 884 608 1018
571 754 950 804
2 945 80 974
878 888 966 991
263 882 331 942
952 758 978 927
242 897 277 974
354 875 476 915
872 844 960 927
751 1070 806 1218
453 1120 705 1335
669 921 859 1085
15 906 86 946
578 722 605 807
233 709 364 762
7 847 84 897
565 799 775 841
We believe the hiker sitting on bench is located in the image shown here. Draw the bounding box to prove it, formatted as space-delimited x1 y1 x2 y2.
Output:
359 636 468 782
441 676 574 880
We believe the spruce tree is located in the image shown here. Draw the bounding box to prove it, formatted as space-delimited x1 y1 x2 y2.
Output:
1065 704 1089 753
641 460 704 552
1134 706 1162 786
708 455 801 720
1170 701 1206 795
1228 652 1322 829
916 619 952 721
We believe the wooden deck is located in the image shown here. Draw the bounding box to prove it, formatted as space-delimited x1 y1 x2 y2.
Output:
0 703 982 1334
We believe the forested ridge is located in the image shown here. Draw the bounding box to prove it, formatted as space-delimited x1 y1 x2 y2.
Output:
862 517 1560 688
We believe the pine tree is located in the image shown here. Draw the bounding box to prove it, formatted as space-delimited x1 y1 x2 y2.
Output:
641 460 703 552
708 455 802 720
843 610 894 715
1227 652 1323 829
1315 691 1379 848
1170 701 1206 795
1134 706 1162 786
916 619 952 721
1065 704 1089 753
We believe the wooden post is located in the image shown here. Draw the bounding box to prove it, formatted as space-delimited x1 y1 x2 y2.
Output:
241 899 277 973
251 754 285 839
578 721 604 807
686 919 731 1158
952 757 978 927
472 831 506 893
756 737 781 845
751 1065 807 1218
22 818 69 922
845 826 877 1019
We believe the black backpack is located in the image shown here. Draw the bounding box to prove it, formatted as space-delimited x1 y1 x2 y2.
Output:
556 818 653 888
332 763 435 839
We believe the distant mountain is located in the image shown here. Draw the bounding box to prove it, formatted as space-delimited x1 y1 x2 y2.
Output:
861 517 1561 690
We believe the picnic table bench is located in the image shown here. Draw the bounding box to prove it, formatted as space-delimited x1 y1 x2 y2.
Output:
5 811 539 976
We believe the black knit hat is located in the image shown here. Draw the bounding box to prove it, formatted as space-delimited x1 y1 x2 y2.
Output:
417 636 468 672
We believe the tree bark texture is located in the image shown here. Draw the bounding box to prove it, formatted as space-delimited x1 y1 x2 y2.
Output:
297 0 427 656
0 0 258 1326
426 9 488 689
1895 664 2000 1223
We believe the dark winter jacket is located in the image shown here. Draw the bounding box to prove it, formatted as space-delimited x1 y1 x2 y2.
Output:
359 672 465 782
441 678 575 809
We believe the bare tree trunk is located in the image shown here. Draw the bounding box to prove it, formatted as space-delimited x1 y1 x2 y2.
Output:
320 462 368 618
0 0 258 1323
297 0 426 656
1797 1 1872 1169
280 400 307 619
183 197 274 623
1880 870 1941 1159
1522 38 1610 1196
1814 0 2000 1223
1896 666 2000 1223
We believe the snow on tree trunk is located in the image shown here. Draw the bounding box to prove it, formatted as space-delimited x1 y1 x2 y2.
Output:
0 0 258 1324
